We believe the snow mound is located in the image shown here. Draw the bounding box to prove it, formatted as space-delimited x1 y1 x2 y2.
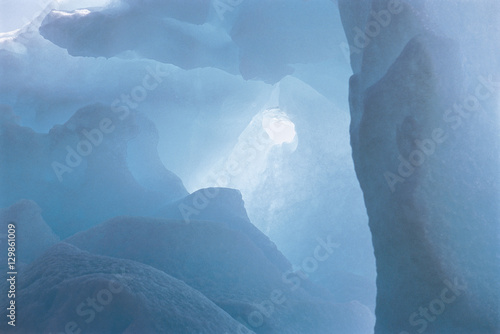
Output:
0 242 252 333
65 215 374 333
157 187 292 272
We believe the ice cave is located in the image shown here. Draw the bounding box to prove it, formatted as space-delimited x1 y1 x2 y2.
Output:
0 0 498 333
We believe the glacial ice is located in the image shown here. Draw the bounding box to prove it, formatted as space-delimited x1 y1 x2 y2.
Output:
0 243 252 333
38 0 347 83
157 187 292 271
63 215 375 333
0 0 377 331
0 104 187 238
1 0 497 333
339 0 500 333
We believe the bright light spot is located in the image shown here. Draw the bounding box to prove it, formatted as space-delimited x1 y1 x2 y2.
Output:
262 108 296 145
263 117 296 144
75 9 91 15
52 9 91 18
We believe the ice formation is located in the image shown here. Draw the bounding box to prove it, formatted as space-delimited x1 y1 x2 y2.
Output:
0 0 497 333
339 0 499 332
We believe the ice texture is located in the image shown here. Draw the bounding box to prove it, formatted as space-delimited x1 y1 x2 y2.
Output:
0 104 187 238
64 215 375 333
2 0 494 332
157 187 292 271
339 0 500 333
38 0 346 83
0 243 252 333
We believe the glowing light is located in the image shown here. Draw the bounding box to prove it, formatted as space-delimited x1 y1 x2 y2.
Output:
262 109 296 145
51 9 91 18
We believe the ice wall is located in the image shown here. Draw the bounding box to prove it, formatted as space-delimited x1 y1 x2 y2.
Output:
0 104 187 238
0 0 382 332
339 0 500 333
